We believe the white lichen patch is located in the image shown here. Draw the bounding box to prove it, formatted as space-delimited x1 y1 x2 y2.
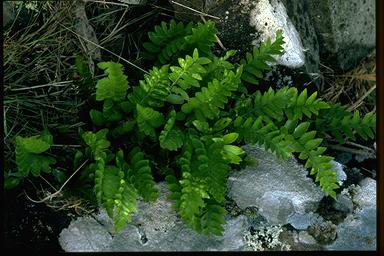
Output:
243 225 291 251
249 0 305 68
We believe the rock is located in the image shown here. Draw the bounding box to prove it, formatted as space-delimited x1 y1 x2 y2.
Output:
287 212 323 230
59 182 249 251
249 0 305 68
279 0 320 76
333 194 353 214
326 207 376 250
353 177 376 209
307 220 337 244
298 231 317 245
228 144 324 225
330 160 347 186
58 217 112 252
307 0 375 70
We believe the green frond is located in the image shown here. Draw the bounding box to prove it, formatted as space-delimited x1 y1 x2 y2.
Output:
240 30 284 84
128 65 170 108
284 121 339 199
82 129 111 161
136 104 165 140
169 49 211 95
316 104 376 144
179 171 209 228
159 110 184 151
127 147 158 202
234 116 292 159
143 20 193 64
96 62 129 102
165 173 182 209
284 88 330 120
181 66 242 120
113 181 138 231
15 131 56 177
184 20 217 56
198 201 227 236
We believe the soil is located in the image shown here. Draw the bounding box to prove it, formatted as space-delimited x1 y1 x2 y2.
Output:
3 188 71 253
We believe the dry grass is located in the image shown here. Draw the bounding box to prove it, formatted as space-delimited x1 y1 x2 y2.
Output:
320 50 376 114
3 0 158 176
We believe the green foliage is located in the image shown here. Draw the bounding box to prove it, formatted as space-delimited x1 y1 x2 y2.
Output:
96 62 129 102
315 103 376 144
143 20 217 65
15 130 56 178
10 20 375 237
240 30 284 84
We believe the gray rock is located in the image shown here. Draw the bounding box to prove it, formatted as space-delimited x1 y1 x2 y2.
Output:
249 0 305 68
58 217 113 252
326 207 376 251
60 182 249 252
308 220 337 244
333 194 353 214
287 212 323 230
228 144 324 225
331 160 347 186
279 0 320 76
307 0 375 70
298 231 317 245
353 177 376 209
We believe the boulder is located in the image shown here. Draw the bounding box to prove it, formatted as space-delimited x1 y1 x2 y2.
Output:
306 0 375 70
228 144 324 225
326 207 376 251
59 182 249 251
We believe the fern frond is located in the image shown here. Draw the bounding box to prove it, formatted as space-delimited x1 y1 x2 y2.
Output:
169 48 211 96
233 116 292 159
184 20 217 56
179 171 209 228
165 173 182 209
181 66 242 120
284 121 338 198
127 147 158 201
143 20 193 64
316 104 376 144
159 110 184 151
113 181 138 231
240 30 284 84
15 132 56 177
128 65 170 108
82 129 111 160
198 201 227 236
284 88 330 120
96 62 129 102
136 104 165 140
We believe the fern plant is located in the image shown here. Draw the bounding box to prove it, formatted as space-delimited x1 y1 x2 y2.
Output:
7 19 376 237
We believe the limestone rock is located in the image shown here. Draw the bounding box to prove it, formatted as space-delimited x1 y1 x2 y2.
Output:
307 0 375 70
326 207 376 251
228 144 324 225
58 217 112 252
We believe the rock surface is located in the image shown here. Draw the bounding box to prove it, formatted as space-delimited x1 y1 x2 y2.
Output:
326 207 376 251
59 182 249 252
326 177 376 250
249 0 305 68
228 144 324 225
306 0 375 70
59 217 112 252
